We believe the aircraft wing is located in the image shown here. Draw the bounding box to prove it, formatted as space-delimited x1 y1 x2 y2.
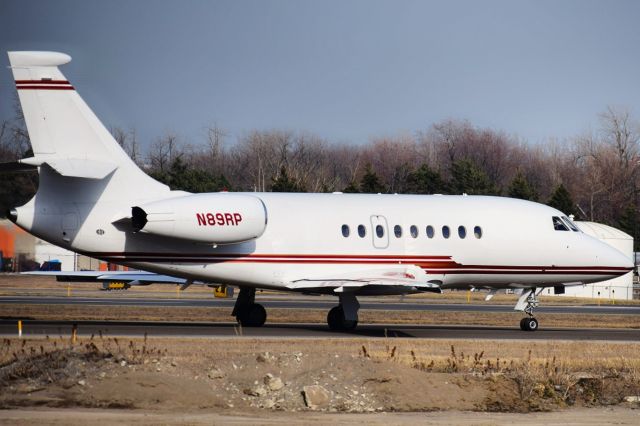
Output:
286 265 443 293
22 270 194 285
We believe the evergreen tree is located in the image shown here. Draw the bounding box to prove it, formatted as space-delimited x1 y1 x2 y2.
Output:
151 156 230 193
406 164 448 194
270 166 305 192
342 181 359 193
449 159 499 195
359 164 386 193
507 170 538 201
547 184 577 216
617 204 640 251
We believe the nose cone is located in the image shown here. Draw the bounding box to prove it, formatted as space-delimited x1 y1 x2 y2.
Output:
598 242 634 276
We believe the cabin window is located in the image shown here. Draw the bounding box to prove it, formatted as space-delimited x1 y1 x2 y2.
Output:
458 226 466 239
341 224 350 237
426 225 435 239
474 226 483 239
394 225 403 238
442 226 450 239
376 224 385 238
410 225 418 238
562 216 579 232
358 224 366 238
552 216 569 231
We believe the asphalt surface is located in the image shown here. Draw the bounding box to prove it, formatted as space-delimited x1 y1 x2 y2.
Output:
1 295 640 315
1 319 638 341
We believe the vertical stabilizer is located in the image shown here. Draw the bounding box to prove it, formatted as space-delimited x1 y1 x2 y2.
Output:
8 51 166 192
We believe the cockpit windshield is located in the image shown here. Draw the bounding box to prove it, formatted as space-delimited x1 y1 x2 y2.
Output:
552 216 569 231
561 216 580 232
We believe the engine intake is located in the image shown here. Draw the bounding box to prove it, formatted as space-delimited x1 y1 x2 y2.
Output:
132 193 267 244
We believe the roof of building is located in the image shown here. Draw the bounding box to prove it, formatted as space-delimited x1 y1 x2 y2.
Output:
575 221 633 241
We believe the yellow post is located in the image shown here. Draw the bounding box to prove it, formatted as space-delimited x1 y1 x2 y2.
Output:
611 289 615 305
67 283 71 297
176 285 180 298
467 289 471 304
18 320 22 338
71 324 77 344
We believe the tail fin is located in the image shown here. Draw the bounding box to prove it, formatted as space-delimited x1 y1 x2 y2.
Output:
8 51 163 190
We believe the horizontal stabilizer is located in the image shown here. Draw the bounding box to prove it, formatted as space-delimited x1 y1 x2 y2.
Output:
0 161 37 173
1 156 117 179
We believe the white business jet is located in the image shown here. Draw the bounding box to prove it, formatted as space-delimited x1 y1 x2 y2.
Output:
2 51 633 332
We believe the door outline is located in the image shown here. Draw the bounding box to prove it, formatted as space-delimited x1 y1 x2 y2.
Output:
370 215 389 249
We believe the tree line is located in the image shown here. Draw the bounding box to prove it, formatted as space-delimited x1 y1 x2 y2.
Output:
1 106 639 248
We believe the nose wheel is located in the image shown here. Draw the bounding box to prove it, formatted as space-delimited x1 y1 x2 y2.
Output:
515 288 542 332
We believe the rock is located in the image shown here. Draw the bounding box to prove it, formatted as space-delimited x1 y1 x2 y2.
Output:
263 398 276 409
264 374 284 391
303 385 330 409
77 380 86 387
244 385 267 397
624 395 640 403
208 368 225 379
99 372 106 379
16 383 44 394
120 360 127 367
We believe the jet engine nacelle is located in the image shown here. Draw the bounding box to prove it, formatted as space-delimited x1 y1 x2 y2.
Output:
131 193 267 244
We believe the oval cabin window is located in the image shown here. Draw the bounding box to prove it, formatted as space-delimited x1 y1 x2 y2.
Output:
474 226 482 239
442 226 450 239
341 224 350 237
426 225 435 238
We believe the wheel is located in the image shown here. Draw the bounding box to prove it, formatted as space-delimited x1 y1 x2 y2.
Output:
327 306 358 331
525 317 539 331
237 303 267 327
327 306 343 330
519 318 527 331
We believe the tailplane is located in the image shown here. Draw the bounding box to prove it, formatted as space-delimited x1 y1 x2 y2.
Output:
7 51 165 190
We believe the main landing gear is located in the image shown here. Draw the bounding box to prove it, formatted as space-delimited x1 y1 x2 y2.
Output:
327 293 360 331
516 288 541 331
233 287 267 327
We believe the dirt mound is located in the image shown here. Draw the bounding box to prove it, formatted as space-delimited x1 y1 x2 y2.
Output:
0 338 638 414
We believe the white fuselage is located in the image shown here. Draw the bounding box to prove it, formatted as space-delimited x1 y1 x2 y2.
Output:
13 181 633 294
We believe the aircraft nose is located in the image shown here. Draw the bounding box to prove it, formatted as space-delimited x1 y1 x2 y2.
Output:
599 242 634 274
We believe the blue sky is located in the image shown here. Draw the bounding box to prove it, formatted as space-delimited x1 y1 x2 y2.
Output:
1 0 639 149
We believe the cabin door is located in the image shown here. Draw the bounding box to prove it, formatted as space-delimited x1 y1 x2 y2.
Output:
370 215 389 249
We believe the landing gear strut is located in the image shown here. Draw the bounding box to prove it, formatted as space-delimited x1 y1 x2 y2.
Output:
516 288 541 331
327 293 360 331
232 287 267 327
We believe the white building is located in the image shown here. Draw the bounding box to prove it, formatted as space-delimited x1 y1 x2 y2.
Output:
542 221 635 301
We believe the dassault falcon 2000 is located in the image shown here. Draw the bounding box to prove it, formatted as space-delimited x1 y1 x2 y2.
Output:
2 51 633 332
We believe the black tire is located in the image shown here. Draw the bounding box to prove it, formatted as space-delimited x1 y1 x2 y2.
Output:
237 303 267 327
519 318 527 331
327 306 343 330
327 305 358 331
525 317 539 332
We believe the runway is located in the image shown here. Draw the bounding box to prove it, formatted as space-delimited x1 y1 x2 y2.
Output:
2 295 640 315
1 319 639 341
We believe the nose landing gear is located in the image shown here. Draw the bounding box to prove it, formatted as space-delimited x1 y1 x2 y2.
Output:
515 288 542 332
